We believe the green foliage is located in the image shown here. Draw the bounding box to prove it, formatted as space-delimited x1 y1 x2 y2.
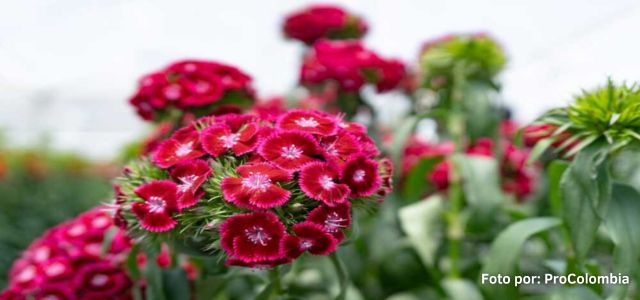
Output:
399 195 444 267
481 217 561 300
0 149 112 287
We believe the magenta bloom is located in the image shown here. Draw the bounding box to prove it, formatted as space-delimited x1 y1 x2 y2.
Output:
220 212 286 263
276 110 338 136
221 163 292 209
152 126 205 168
283 222 337 259
320 131 361 165
258 131 322 171
132 180 179 232
299 162 350 206
200 122 259 157
307 202 352 241
170 160 213 209
283 5 367 45
342 156 381 197
74 262 132 299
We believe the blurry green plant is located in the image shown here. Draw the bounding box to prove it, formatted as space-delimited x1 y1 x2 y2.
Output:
0 147 113 288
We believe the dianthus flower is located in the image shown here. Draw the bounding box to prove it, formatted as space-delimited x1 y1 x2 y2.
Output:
115 109 390 267
300 40 406 93
1 208 134 299
402 137 537 200
283 4 367 45
129 59 255 122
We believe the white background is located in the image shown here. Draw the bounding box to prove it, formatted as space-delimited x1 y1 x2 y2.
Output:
1 0 639 158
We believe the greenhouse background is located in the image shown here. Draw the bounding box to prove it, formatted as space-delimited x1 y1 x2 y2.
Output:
1 0 639 157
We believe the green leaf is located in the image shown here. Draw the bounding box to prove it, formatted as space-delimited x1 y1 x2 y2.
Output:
550 286 602 300
398 195 444 267
604 183 640 300
162 268 191 300
560 143 610 261
442 279 483 300
547 160 569 217
526 137 554 165
456 155 503 218
402 156 442 203
145 252 166 300
481 217 561 300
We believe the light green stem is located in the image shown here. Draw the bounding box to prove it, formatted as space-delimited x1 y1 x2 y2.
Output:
330 252 349 300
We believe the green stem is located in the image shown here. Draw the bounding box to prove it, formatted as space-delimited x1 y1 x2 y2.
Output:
330 252 349 300
445 63 468 279
268 267 282 296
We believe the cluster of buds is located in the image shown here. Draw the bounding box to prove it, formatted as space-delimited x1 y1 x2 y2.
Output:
301 40 406 93
419 33 506 90
0 208 133 299
283 4 368 45
114 109 392 267
129 60 255 122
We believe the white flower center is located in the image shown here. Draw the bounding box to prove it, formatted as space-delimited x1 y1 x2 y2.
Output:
281 144 303 159
325 143 338 156
300 240 313 250
241 172 272 192
16 265 37 282
148 196 166 213
245 226 271 246
164 84 182 99
175 142 193 157
68 224 87 237
295 117 319 128
320 175 335 190
33 247 51 262
178 175 198 193
325 212 347 233
45 263 66 277
92 216 110 228
219 133 240 148
91 274 110 287
42 295 62 300
195 81 210 94
353 170 366 182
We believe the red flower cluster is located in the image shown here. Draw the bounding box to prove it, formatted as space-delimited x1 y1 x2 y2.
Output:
1 208 133 299
283 5 367 45
116 110 391 268
301 40 406 92
402 137 537 200
129 60 255 122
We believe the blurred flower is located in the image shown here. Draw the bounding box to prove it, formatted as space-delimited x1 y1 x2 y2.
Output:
1 208 134 299
129 60 255 122
301 40 406 93
283 4 367 45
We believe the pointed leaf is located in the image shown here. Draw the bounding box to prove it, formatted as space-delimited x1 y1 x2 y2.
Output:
398 195 444 267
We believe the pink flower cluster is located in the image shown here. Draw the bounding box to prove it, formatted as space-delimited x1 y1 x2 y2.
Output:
301 40 406 92
1 208 133 299
403 136 537 200
129 60 255 121
117 110 391 268
283 4 367 45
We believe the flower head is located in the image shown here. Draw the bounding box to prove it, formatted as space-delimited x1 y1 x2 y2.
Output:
129 59 255 122
283 5 367 45
300 162 350 206
152 126 205 168
1 208 135 299
301 40 406 93
114 110 390 268
132 180 179 232
220 212 286 263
